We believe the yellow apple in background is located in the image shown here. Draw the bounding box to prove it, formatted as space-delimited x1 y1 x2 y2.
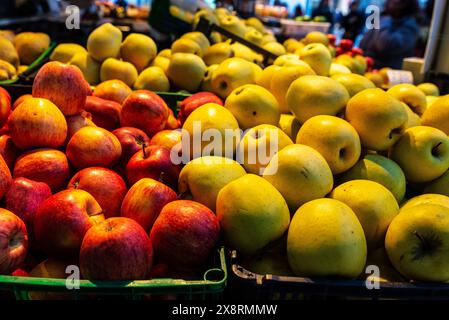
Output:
262 42 286 56
387 83 427 116
225 84 280 130
87 23 122 62
261 33 277 45
201 64 219 92
0 36 19 67
230 42 263 64
426 95 440 109
244 28 264 45
263 144 333 210
149 56 169 74
338 154 406 203
303 31 329 45
273 54 300 66
331 73 375 97
330 180 399 249
100 58 138 87
401 193 449 211
211 57 260 99
182 103 240 159
193 9 219 29
296 115 361 175
286 75 349 123
422 95 449 135
171 38 203 57
390 126 449 183
167 53 206 92
364 71 384 88
298 43 331 76
424 171 449 197
284 39 304 54
203 42 234 66
256 65 282 90
178 156 246 211
418 82 440 96
287 198 366 278
216 174 290 255
181 32 210 55
219 15 247 38
385 203 449 282
69 52 101 85
13 32 50 65
120 33 157 72
133 66 170 92
237 124 293 175
345 88 407 151
158 49 171 59
329 63 352 76
50 43 87 63
245 17 265 33
278 114 301 140
270 66 316 114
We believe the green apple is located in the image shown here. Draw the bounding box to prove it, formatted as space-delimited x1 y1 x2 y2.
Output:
178 156 246 211
296 115 361 175
298 43 331 76
418 82 440 96
286 75 349 123
390 126 449 183
287 198 366 278
216 174 290 255
133 66 170 92
263 144 333 210
167 52 206 92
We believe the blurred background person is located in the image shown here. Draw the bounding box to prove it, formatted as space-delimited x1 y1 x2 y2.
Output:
312 0 333 24
340 0 365 41
360 0 420 69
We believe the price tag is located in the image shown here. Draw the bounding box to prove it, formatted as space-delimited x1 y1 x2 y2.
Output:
386 70 414 88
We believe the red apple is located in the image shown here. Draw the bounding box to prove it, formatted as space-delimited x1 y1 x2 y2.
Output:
366 56 374 70
150 200 220 268
5 177 52 242
178 92 223 125
120 90 169 137
65 111 96 143
335 46 343 56
0 135 19 171
121 178 176 232
32 61 91 116
68 167 127 218
327 34 336 46
66 126 122 170
165 108 180 129
0 86 11 128
80 217 153 280
0 154 12 200
149 129 182 150
34 189 105 258
11 268 29 277
8 97 68 150
83 96 122 131
339 39 354 52
112 127 150 165
12 94 32 110
93 79 132 105
126 145 181 190
13 148 71 192
0 208 28 275
352 47 364 56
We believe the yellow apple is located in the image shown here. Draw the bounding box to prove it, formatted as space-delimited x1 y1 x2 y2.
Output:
418 82 440 96
278 114 301 140
134 66 170 92
171 38 203 57
387 83 427 116
401 193 449 211
256 65 282 90
50 43 87 63
303 31 329 45
100 58 138 87
149 56 169 74
262 42 286 56
181 32 210 55
421 95 449 135
167 53 206 92
69 52 101 85
331 73 375 97
201 64 219 92
87 23 122 62
120 33 157 72
203 42 234 66
298 43 331 76
329 63 352 76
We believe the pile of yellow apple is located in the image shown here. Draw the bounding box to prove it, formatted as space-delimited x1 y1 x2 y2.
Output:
0 31 51 81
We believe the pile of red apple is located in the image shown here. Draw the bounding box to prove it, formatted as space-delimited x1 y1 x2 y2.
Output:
327 35 374 71
0 61 224 282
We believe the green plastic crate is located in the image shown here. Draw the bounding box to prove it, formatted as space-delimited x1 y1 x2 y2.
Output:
0 247 227 300
0 42 56 85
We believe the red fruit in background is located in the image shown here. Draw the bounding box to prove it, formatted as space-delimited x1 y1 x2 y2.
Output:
149 200 220 268
8 97 68 150
120 90 170 137
13 148 71 192
327 34 336 45
112 127 150 166
83 96 122 131
164 108 180 130
80 217 153 280
0 154 12 200
366 56 374 69
11 268 29 277
121 178 177 232
68 167 127 218
5 178 52 242
150 129 182 150
66 126 122 170
352 47 364 56
32 61 91 116
12 94 32 110
0 208 28 275
339 39 354 52
0 86 11 128
0 135 19 170
126 145 181 190
65 111 96 143
93 79 132 105
34 189 105 258
178 92 223 124
335 46 343 56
